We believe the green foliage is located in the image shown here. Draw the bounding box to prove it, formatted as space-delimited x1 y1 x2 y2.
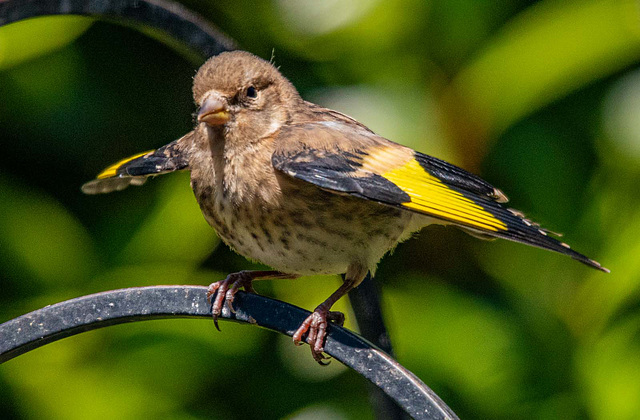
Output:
1 1 639 418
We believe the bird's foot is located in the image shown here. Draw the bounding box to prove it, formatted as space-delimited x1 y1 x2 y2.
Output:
293 307 345 364
206 271 257 330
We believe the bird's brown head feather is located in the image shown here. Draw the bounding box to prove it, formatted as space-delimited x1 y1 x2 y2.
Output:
193 51 301 143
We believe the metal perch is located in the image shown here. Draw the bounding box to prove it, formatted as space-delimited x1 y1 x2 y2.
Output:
0 286 458 420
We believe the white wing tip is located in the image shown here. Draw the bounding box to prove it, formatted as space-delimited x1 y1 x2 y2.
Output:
81 176 148 194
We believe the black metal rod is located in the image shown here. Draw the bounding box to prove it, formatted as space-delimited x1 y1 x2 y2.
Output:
0 286 458 420
0 0 235 58
349 273 408 419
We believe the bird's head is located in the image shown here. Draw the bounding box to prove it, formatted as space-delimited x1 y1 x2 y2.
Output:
193 51 301 141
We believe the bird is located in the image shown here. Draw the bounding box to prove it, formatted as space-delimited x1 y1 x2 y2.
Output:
82 50 609 363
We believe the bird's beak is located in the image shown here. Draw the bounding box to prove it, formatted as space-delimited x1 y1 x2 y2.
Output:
197 95 229 126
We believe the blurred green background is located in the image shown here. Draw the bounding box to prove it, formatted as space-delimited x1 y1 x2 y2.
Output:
1 0 639 418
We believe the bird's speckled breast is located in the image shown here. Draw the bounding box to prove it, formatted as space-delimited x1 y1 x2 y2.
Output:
190 138 414 275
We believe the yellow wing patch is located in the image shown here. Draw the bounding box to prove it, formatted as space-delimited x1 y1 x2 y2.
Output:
97 150 154 179
381 159 507 232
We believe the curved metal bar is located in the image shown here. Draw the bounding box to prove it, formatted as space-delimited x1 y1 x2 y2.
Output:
0 286 458 420
348 274 407 418
0 0 235 58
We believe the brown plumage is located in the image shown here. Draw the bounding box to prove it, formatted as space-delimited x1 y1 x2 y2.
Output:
83 51 608 363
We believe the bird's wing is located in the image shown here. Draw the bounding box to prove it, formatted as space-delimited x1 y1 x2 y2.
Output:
272 121 607 272
81 132 192 194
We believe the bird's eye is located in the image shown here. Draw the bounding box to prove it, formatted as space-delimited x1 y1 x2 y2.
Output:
246 86 257 99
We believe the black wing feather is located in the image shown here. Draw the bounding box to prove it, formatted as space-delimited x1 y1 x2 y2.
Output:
272 147 411 204
415 153 508 202
82 137 190 194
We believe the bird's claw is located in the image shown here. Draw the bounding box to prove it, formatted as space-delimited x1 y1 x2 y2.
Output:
292 309 345 364
206 271 256 330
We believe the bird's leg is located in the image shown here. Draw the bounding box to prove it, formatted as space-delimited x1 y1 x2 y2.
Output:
207 270 298 330
293 264 368 364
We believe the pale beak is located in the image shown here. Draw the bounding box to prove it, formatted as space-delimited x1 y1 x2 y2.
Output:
197 95 229 126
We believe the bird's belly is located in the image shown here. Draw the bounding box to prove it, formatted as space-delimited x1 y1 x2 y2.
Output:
200 190 415 275
225 224 369 275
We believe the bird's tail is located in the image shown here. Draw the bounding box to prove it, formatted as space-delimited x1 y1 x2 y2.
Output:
81 133 192 195
460 206 609 273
